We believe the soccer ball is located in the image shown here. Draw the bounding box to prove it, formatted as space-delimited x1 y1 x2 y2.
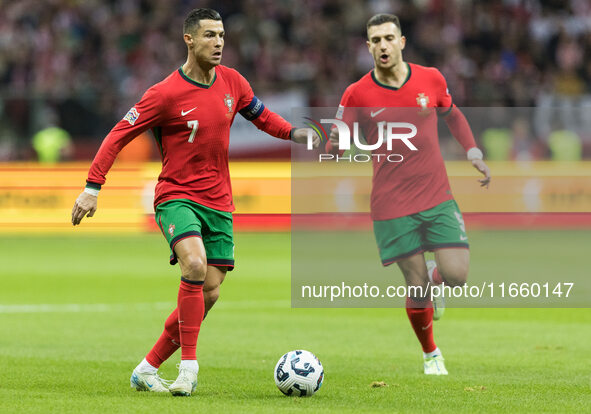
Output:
274 350 324 397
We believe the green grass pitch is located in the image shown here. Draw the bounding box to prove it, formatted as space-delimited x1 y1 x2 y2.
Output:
0 231 589 413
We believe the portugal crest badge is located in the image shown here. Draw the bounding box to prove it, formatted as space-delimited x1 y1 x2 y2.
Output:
224 94 234 113
168 224 175 237
416 93 431 116
416 93 430 110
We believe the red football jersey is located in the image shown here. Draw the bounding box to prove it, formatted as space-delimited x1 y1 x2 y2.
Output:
87 65 292 211
337 62 461 220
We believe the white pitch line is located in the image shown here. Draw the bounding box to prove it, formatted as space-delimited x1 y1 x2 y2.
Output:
0 302 173 314
0 300 290 314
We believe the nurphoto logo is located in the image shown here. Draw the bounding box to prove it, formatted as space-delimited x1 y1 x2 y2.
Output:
305 117 418 163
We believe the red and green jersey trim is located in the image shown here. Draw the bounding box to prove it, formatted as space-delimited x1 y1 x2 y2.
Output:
370 63 412 90
85 181 102 190
178 67 217 89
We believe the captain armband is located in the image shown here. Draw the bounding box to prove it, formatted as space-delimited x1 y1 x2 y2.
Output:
239 96 265 121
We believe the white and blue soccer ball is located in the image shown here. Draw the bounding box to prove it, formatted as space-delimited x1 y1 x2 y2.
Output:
274 350 324 397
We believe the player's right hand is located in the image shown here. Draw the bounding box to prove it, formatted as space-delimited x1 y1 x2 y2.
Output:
292 127 320 148
71 192 97 226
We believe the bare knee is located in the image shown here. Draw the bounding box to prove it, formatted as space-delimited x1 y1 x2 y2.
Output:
181 256 207 281
439 262 469 286
435 249 470 287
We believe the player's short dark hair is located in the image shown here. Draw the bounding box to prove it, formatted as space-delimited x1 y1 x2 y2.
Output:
366 14 402 36
183 8 222 34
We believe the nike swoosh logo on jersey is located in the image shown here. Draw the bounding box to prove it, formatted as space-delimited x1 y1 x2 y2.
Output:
460 235 468 241
370 108 386 118
181 107 196 116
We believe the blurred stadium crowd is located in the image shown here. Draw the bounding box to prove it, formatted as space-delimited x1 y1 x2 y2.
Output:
1 0 590 160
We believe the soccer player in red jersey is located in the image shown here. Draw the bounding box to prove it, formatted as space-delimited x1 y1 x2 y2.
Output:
328 14 491 375
71 8 318 396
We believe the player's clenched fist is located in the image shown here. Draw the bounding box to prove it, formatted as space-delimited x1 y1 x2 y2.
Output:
71 192 97 226
291 128 320 148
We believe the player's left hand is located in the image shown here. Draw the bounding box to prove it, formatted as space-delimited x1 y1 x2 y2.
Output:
71 191 97 226
292 128 320 148
471 159 491 188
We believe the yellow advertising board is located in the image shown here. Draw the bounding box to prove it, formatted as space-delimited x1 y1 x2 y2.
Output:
0 164 145 233
0 161 589 233
450 161 591 213
292 161 591 214
0 162 291 233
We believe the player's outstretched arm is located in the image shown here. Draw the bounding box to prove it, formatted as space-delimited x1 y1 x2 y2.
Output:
71 87 162 226
71 190 97 226
241 99 319 148
444 107 491 188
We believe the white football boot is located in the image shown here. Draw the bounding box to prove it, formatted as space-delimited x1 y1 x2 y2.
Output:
169 363 199 396
130 369 171 392
423 354 448 375
427 260 445 321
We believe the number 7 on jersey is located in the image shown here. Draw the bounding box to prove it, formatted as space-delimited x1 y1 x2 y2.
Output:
187 120 199 143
